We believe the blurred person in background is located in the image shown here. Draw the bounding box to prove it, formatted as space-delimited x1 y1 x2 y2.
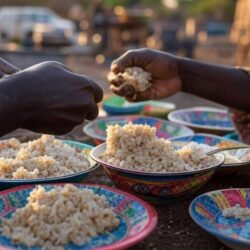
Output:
0 58 103 137
230 0 250 66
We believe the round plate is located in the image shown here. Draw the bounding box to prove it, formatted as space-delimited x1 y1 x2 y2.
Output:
170 134 250 174
0 183 158 250
189 189 250 250
168 107 235 133
103 95 145 115
83 115 194 142
0 140 98 189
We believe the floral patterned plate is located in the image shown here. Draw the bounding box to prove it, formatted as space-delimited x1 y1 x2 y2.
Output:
189 189 250 250
0 183 157 250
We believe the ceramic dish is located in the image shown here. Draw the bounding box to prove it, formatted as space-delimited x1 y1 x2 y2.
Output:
170 133 250 175
189 188 250 250
0 183 157 250
168 107 235 135
103 95 145 115
90 143 225 204
83 115 194 145
0 140 98 189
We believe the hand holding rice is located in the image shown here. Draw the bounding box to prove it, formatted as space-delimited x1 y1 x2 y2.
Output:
101 123 220 173
108 67 152 99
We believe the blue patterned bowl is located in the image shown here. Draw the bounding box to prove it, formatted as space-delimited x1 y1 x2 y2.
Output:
0 140 98 189
170 134 249 175
90 143 225 204
168 107 235 135
189 189 250 250
0 183 157 250
83 115 194 145
103 95 145 115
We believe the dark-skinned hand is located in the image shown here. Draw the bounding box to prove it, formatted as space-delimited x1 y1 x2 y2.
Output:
110 48 182 102
0 61 103 135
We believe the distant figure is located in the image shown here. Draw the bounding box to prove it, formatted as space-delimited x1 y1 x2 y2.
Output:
231 0 250 66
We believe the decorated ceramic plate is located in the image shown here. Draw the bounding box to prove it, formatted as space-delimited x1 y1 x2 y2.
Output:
189 189 250 250
83 115 194 145
0 140 98 189
170 134 250 175
103 95 145 115
0 183 158 250
168 107 235 134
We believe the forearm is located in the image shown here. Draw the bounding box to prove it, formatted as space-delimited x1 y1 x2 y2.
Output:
0 78 23 136
178 57 250 112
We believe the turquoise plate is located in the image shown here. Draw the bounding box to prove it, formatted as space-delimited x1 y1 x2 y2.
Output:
190 189 250 250
0 183 157 250
0 140 98 189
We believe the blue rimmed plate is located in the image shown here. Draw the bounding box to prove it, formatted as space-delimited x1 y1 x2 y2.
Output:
83 115 194 145
168 107 235 134
189 188 250 250
0 140 98 189
0 183 158 250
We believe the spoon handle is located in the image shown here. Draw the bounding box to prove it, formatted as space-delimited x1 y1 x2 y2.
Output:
207 146 250 155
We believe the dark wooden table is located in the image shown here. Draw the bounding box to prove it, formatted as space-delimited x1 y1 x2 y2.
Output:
2 125 249 250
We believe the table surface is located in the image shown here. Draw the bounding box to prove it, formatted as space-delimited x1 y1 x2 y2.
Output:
1 124 249 250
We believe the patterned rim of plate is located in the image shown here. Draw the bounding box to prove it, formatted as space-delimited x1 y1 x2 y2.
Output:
0 140 98 183
0 183 158 250
168 107 235 131
83 115 194 141
189 188 250 247
170 133 249 168
90 142 225 177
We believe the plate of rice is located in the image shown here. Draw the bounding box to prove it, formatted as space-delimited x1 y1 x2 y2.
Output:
83 115 194 145
90 123 224 203
0 135 98 188
0 183 157 250
189 188 250 250
170 133 250 175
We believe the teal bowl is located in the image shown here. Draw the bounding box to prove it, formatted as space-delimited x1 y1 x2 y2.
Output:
91 143 225 204
0 140 98 189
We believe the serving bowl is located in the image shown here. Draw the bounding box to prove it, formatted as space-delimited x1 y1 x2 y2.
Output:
83 115 194 145
170 133 249 175
189 188 250 250
168 107 235 135
90 143 225 204
103 95 145 115
0 140 98 189
0 183 157 250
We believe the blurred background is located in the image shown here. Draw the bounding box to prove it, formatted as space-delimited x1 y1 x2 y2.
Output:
0 0 249 107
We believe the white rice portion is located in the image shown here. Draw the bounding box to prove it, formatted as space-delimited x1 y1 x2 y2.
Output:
108 67 152 92
1 184 119 250
101 123 219 173
0 135 90 179
222 204 250 221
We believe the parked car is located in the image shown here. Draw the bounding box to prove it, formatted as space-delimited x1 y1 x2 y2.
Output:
0 7 76 46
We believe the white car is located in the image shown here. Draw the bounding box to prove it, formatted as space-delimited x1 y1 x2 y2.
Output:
0 7 76 46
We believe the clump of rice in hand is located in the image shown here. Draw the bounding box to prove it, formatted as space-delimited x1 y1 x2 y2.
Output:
108 67 152 99
222 204 250 221
101 123 219 173
1 184 119 250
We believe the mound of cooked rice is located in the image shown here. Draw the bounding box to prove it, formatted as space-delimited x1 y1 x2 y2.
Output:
222 204 250 221
101 123 220 173
1 184 119 250
0 135 90 179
